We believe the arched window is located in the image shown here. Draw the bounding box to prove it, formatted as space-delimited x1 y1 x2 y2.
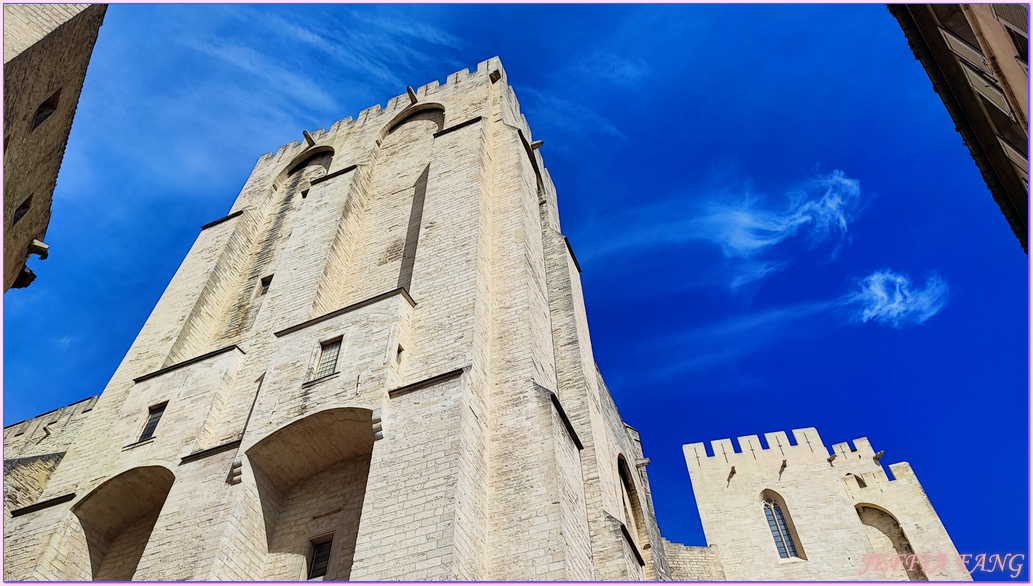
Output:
762 496 803 559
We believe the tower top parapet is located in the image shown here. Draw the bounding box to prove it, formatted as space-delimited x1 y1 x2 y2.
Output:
257 56 514 162
683 426 887 476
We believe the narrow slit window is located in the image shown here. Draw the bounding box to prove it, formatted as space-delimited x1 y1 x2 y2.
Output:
139 404 166 442
314 340 341 379
32 89 61 129
12 195 31 225
764 498 799 558
308 539 333 579
259 275 273 296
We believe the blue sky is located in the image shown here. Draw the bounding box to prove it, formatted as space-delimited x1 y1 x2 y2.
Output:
3 4 1028 580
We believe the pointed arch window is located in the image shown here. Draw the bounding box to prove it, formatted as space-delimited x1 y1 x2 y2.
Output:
764 497 799 558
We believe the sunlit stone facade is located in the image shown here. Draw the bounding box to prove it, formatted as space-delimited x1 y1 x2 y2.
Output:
3 57 966 581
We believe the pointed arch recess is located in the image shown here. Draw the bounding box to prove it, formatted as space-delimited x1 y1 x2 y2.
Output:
246 408 376 580
71 465 176 580
856 503 927 580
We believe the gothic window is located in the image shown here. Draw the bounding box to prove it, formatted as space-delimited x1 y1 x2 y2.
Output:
764 497 800 559
314 339 341 379
308 538 333 579
259 275 273 296
138 404 166 442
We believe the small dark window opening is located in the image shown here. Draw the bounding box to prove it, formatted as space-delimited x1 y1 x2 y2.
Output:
12 195 32 225
32 89 61 129
1008 28 1028 64
396 345 404 363
139 404 166 442
301 189 309 199
308 538 333 579
259 275 273 296
314 339 341 379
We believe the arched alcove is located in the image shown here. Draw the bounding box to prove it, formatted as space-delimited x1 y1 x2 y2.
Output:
246 408 375 581
71 465 176 580
272 146 335 192
856 504 927 580
383 103 445 137
617 455 647 549
760 489 807 560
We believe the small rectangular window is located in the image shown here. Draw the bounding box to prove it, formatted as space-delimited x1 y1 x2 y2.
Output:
32 89 61 129
314 340 341 379
139 404 166 442
308 539 333 580
259 275 273 296
12 195 32 225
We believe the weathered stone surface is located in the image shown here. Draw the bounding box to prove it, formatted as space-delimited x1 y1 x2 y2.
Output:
683 427 971 581
3 55 966 582
3 4 106 292
3 57 665 581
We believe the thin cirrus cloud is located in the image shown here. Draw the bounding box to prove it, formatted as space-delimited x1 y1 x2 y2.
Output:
698 170 861 261
515 85 627 147
582 170 862 289
840 269 950 328
654 268 949 376
238 7 464 92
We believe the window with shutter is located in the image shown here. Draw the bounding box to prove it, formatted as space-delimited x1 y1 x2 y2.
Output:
993 4 1029 37
939 26 994 76
960 62 1013 116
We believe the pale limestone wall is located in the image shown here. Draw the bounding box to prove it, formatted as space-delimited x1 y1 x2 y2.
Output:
3 4 93 63
3 57 668 581
662 539 725 581
3 4 106 291
3 396 98 524
683 427 971 581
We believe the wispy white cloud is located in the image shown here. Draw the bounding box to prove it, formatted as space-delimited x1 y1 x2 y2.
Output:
649 267 948 376
581 170 862 289
841 269 949 328
343 9 463 49
237 7 464 93
184 38 337 113
729 260 790 289
515 85 626 147
698 170 861 260
654 301 832 375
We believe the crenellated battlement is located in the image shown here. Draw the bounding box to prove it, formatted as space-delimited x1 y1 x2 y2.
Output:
257 56 509 163
684 426 889 477
684 427 828 466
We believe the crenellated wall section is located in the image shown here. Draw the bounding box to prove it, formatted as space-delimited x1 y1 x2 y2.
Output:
681 427 971 581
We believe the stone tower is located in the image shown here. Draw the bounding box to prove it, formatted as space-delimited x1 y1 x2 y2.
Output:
683 427 971 581
3 57 669 581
